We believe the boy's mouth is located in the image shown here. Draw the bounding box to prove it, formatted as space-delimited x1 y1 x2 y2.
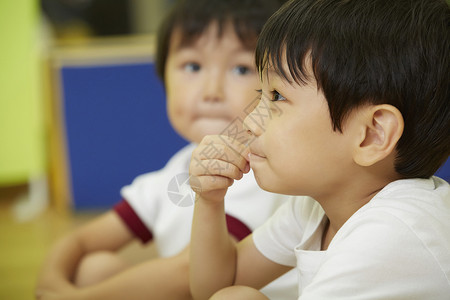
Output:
249 152 266 159
249 146 266 159
195 103 232 120
195 114 230 120
192 116 232 128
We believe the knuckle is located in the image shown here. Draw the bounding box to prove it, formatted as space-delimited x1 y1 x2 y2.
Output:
232 166 242 179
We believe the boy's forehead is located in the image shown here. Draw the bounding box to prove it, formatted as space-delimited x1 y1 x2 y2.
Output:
169 22 256 52
261 67 296 87
261 51 315 87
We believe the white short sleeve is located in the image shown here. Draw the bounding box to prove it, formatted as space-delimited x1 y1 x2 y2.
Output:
253 196 325 267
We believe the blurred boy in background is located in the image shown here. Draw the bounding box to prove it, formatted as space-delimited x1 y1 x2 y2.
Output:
36 1 297 299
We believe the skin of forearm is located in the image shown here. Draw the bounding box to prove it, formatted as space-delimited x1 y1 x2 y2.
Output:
37 234 85 291
37 241 193 300
37 212 134 293
73 253 192 300
190 197 237 300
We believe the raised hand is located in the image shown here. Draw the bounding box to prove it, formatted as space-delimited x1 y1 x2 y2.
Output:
189 135 250 203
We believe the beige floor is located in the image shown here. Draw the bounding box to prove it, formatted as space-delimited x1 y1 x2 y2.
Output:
0 186 92 299
0 185 155 300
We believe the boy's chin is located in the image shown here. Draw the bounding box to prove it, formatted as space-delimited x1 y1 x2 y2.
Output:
252 169 272 191
252 169 294 195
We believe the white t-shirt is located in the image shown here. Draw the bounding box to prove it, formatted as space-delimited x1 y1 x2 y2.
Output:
253 177 450 299
114 143 298 299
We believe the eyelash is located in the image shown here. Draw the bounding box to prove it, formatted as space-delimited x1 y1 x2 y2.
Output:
233 65 251 75
183 62 201 72
256 89 286 102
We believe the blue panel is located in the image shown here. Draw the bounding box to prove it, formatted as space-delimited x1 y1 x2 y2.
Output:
61 63 188 210
435 158 450 182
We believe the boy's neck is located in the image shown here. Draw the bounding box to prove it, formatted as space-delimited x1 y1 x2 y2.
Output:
320 183 382 235
317 158 402 237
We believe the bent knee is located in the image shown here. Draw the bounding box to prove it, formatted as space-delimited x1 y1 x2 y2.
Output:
211 286 269 300
75 251 129 287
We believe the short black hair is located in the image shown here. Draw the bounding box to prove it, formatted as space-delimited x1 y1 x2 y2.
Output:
256 0 450 179
155 0 286 81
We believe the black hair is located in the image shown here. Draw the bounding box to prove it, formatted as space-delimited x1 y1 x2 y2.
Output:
155 0 286 81
256 0 450 179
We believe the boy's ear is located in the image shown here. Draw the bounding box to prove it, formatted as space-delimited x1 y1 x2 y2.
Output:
353 104 404 167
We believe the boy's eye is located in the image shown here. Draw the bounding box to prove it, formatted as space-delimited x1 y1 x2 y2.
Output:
271 90 286 102
232 65 251 75
184 62 201 72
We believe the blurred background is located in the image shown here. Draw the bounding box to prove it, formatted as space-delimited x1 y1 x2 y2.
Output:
0 1 187 299
0 1 449 299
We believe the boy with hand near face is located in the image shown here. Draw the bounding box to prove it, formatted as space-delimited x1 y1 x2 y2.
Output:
189 0 450 299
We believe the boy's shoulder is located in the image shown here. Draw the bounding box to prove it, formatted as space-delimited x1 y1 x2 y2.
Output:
318 178 450 296
332 176 450 269
130 143 195 181
351 177 450 229
120 143 195 195
371 176 449 210
163 143 197 170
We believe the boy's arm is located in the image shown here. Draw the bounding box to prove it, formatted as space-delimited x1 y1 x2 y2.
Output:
190 194 237 299
36 211 134 295
189 135 291 299
235 235 293 288
85 247 192 300
37 247 193 300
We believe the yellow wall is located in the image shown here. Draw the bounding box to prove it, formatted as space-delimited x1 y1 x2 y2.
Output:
0 0 46 185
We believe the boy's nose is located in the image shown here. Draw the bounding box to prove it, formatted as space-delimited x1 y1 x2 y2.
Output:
203 71 225 102
243 106 265 137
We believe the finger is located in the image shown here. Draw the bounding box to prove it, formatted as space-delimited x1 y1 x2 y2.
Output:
218 136 251 169
191 175 234 194
199 135 249 159
216 135 251 158
190 159 244 180
195 137 250 173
